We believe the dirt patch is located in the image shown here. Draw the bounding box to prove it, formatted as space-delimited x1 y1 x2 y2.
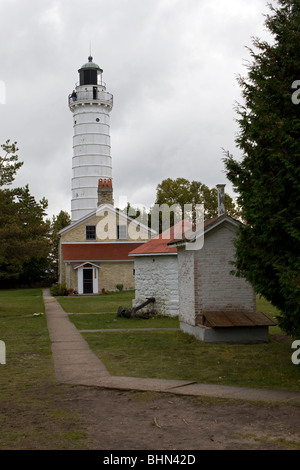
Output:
271 333 293 343
60 385 300 450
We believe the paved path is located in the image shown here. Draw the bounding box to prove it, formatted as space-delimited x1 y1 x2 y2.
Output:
44 289 300 404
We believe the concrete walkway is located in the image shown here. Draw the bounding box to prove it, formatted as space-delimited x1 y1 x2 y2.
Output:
44 289 300 404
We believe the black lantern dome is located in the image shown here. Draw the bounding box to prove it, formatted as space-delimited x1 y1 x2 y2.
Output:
78 56 103 86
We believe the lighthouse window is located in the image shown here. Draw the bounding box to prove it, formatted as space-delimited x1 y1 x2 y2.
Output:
80 69 97 86
86 225 96 240
96 118 100 122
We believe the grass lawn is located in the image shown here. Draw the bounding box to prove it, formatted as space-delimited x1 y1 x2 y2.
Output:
62 291 300 392
1 288 299 450
56 290 134 313
83 330 300 390
0 288 88 450
69 312 179 330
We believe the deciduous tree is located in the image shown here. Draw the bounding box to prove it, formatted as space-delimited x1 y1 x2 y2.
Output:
155 177 239 222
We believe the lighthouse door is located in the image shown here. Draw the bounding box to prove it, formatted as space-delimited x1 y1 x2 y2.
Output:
83 268 93 294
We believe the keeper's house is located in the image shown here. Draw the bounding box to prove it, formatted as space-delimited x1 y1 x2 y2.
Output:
58 197 153 294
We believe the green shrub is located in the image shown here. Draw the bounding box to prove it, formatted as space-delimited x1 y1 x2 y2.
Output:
50 282 69 296
115 284 123 292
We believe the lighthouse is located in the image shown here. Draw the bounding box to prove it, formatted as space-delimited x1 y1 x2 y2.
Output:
69 56 113 222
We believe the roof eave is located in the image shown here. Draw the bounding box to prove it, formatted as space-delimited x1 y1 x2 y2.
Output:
168 214 241 248
129 251 177 257
59 203 157 236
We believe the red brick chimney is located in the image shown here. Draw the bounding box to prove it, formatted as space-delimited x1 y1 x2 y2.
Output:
98 178 114 206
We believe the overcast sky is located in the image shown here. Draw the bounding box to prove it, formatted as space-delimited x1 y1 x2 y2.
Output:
0 0 274 219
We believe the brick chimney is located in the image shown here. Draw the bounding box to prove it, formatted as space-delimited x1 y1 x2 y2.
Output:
216 184 226 217
98 178 114 206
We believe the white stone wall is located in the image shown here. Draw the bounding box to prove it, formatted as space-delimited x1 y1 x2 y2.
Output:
178 221 256 327
177 248 195 325
133 255 179 316
195 223 256 313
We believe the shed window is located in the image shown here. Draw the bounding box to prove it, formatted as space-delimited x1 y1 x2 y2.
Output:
86 225 96 240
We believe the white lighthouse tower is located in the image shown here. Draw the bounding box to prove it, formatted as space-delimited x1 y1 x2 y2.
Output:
69 56 113 222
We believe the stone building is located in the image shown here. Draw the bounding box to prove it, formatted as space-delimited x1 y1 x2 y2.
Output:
169 186 276 343
59 198 153 294
129 222 190 316
130 184 275 342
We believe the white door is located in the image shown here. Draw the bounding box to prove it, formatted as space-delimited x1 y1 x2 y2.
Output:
77 265 99 294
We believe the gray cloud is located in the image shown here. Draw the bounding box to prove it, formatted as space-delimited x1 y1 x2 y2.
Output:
0 0 272 217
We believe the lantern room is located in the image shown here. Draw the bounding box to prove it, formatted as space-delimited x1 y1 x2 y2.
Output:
78 55 103 86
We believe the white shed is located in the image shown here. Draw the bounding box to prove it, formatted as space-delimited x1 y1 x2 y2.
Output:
169 214 276 343
129 222 190 317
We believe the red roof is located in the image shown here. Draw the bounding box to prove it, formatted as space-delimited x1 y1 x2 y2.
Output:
61 242 145 261
129 216 235 256
129 221 193 256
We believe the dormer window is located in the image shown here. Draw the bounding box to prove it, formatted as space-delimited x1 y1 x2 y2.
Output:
86 225 96 240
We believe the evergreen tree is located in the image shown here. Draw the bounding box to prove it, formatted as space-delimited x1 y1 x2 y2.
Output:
48 210 71 281
0 141 50 283
223 0 300 337
0 185 50 281
0 140 23 186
